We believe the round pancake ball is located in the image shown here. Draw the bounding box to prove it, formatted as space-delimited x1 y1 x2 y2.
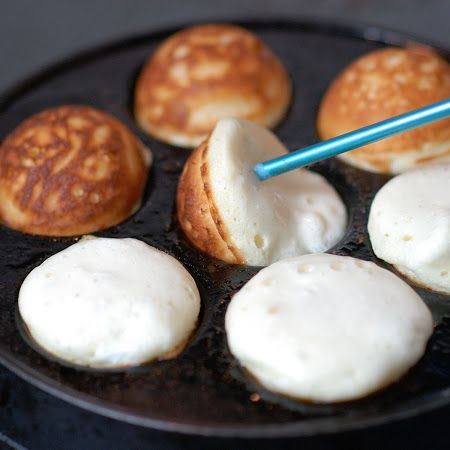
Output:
225 253 433 403
177 118 346 266
0 105 151 236
317 46 450 174
19 237 201 368
134 24 291 148
368 163 450 294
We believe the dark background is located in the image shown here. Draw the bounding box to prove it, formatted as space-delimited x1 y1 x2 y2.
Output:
2 0 450 93
1 1 449 449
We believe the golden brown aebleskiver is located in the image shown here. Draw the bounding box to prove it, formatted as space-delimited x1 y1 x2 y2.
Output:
317 45 450 173
0 105 150 236
135 24 292 148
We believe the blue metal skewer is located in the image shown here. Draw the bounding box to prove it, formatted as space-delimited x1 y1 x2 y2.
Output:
254 98 450 181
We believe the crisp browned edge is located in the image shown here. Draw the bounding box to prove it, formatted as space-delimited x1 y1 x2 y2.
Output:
176 136 244 264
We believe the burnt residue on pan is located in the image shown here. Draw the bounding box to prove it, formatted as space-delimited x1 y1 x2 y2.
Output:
0 20 449 438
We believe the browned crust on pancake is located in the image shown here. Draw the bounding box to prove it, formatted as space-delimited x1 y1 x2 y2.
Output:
176 136 243 263
317 45 450 173
392 264 450 296
0 105 148 236
135 24 291 147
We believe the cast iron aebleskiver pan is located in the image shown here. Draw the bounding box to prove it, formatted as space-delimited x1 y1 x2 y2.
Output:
0 19 449 438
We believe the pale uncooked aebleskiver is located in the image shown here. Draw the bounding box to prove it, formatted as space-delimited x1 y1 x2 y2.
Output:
226 253 433 403
177 117 346 266
368 163 450 294
19 238 200 368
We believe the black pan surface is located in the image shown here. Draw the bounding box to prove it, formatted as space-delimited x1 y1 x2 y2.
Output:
0 19 449 438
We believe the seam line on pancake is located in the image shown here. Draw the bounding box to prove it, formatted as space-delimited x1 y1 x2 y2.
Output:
200 138 243 264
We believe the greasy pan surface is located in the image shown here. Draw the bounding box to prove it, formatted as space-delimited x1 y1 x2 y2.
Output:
0 20 449 438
